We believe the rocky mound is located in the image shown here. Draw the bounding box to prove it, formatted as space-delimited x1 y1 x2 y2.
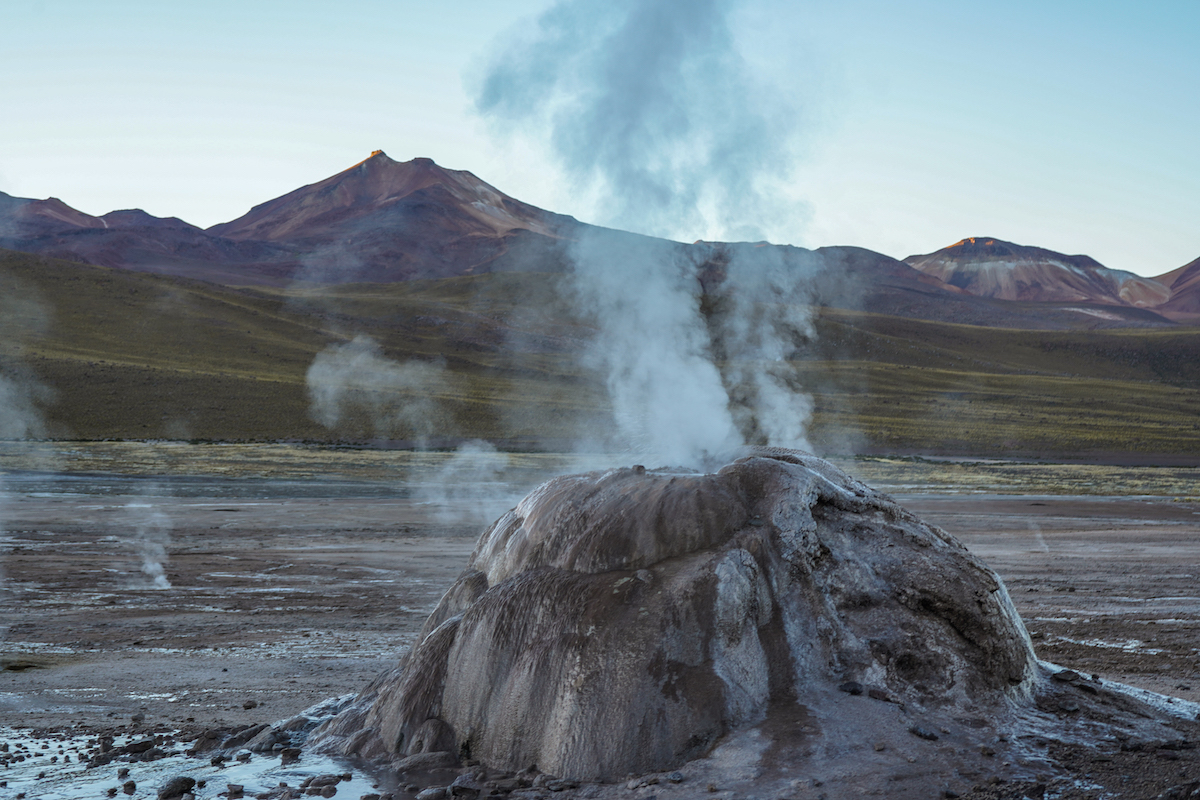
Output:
312 448 1040 782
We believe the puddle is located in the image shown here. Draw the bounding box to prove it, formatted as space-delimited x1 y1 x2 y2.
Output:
0 700 395 800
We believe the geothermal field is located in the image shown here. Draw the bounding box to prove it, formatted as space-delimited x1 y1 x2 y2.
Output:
2 443 1198 800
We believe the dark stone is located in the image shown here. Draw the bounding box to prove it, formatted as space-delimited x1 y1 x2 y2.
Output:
908 725 939 741
449 773 481 798
838 681 864 696
123 781 137 795
1051 670 1081 683
281 748 302 765
158 776 197 800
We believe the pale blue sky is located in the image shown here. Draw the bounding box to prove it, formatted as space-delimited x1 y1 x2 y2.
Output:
3 0 1196 276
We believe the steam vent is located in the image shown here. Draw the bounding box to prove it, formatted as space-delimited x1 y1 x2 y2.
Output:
312 448 1067 787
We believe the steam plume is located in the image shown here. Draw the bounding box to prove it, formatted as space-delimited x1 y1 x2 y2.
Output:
415 440 523 528
479 0 817 465
478 0 802 243
124 499 172 590
306 336 451 444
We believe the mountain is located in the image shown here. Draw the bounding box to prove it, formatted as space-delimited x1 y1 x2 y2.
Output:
0 153 581 285
0 189 290 282
904 237 1171 308
0 158 1184 329
206 151 581 282
1153 256 1200 320
210 151 560 242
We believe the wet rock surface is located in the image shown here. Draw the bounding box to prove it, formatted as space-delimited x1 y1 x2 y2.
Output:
307 449 1190 796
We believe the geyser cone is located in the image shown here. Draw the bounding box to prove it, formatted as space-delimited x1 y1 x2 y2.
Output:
313 448 1038 780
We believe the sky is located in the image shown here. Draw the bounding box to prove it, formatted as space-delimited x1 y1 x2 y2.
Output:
3 0 1196 278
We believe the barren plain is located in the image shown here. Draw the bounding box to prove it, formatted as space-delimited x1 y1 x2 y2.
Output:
2 444 1199 799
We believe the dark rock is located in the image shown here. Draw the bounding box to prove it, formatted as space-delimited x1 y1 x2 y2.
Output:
308 776 341 788
228 785 245 799
244 700 259 710
414 789 447 800
449 773 481 798
666 771 684 783
837 681 864 696
246 727 285 753
1051 670 1081 683
123 780 137 795
225 724 269 750
280 748 302 765
158 776 197 800
908 725 939 741
320 787 336 799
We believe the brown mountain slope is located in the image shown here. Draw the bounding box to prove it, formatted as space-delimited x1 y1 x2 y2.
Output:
209 151 562 242
905 237 1170 308
1153 256 1200 320
203 151 581 283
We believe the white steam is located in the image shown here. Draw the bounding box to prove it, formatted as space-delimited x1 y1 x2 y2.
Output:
717 246 820 451
479 0 818 466
124 500 172 590
570 232 741 464
478 0 804 243
414 440 523 528
306 336 451 443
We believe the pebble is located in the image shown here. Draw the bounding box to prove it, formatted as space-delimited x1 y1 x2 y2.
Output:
908 726 939 741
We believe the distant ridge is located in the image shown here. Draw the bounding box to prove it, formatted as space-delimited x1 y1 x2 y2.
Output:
904 237 1171 308
0 158 1185 328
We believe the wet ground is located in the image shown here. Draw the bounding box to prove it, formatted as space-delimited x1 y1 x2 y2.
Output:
1 446 1198 798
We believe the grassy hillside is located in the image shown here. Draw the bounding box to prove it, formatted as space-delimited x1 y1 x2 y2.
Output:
1 249 1198 460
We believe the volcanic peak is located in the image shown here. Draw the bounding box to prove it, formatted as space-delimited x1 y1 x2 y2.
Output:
207 151 557 243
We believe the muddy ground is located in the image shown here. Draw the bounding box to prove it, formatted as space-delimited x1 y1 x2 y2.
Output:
1 453 1199 798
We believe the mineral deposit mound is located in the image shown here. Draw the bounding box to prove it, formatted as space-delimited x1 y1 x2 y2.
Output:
313 449 1053 781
